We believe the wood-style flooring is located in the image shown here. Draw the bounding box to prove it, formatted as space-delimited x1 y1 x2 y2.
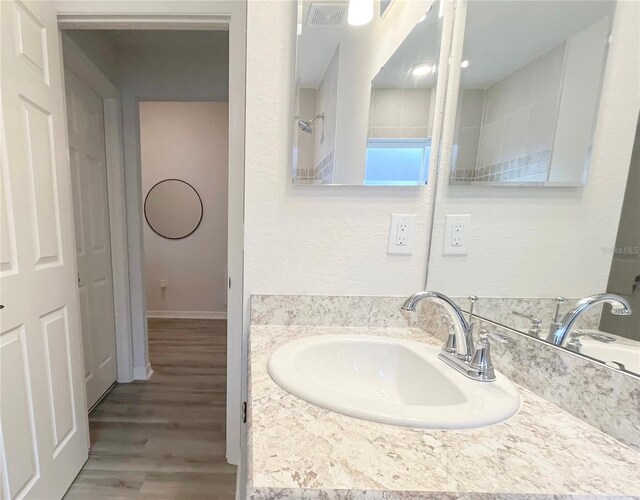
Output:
64 319 236 499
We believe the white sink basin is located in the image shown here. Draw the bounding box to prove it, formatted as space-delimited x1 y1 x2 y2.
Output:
267 334 521 429
577 333 640 373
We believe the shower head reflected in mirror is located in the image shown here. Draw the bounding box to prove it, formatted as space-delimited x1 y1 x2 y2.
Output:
297 113 324 134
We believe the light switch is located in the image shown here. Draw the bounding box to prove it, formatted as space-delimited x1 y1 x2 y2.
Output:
443 214 470 255
388 214 416 255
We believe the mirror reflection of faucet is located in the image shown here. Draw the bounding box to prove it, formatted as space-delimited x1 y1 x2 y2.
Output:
547 293 632 346
511 310 543 338
549 296 566 337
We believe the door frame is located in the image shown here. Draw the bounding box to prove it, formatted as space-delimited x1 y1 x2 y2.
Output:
56 4 247 466
62 35 134 384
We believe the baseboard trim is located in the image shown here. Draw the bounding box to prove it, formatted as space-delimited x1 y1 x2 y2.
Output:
147 311 227 320
133 362 154 381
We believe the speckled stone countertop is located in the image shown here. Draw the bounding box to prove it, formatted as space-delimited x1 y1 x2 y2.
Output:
247 325 640 499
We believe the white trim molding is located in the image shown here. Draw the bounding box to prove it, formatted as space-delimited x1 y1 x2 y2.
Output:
147 311 227 320
133 362 154 381
57 14 230 30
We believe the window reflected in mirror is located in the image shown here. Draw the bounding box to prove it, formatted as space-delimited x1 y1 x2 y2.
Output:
292 0 443 186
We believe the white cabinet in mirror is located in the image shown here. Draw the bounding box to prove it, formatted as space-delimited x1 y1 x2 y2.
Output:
449 0 616 187
291 0 444 186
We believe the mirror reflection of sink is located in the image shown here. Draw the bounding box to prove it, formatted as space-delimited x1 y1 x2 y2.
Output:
576 333 640 373
267 334 521 429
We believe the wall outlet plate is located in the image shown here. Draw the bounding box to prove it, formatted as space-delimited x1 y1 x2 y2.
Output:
388 214 416 255
443 214 470 255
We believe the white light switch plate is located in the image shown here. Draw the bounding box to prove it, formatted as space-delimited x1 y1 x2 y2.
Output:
443 214 470 255
388 214 416 255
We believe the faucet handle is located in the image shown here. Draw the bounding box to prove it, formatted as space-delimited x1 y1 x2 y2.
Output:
469 329 506 381
479 330 508 344
467 295 478 323
512 310 542 337
553 297 566 323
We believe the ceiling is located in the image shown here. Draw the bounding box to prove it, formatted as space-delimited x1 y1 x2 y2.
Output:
297 0 615 90
461 0 615 88
67 29 228 51
297 0 441 89
370 8 440 89
297 0 348 88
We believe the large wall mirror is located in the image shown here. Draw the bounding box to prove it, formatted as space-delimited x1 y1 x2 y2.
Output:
450 1 615 186
459 116 638 375
425 0 639 376
291 0 444 186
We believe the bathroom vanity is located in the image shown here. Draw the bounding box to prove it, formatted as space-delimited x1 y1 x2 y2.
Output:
246 298 640 499
243 0 640 496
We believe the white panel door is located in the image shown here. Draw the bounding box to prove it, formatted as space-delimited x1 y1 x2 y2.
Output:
64 68 117 409
0 1 90 498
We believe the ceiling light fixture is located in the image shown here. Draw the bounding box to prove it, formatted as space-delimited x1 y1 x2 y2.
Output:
348 0 374 26
411 63 433 77
460 60 470 68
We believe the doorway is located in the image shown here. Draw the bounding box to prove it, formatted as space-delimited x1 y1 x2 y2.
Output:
60 27 239 496
0 3 245 498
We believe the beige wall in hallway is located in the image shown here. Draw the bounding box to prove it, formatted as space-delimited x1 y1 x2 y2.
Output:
140 101 229 318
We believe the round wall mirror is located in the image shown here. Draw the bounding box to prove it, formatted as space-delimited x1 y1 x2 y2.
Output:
144 179 203 239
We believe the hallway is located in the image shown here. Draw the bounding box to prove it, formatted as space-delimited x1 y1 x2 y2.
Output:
64 319 235 499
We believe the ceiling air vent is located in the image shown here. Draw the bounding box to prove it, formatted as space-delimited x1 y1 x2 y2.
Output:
306 3 347 27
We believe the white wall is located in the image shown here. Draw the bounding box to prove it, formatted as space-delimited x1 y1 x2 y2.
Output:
427 0 640 298
140 101 229 318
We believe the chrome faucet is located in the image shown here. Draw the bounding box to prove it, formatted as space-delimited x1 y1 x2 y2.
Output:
401 291 474 359
548 296 566 337
401 291 505 381
546 293 632 346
